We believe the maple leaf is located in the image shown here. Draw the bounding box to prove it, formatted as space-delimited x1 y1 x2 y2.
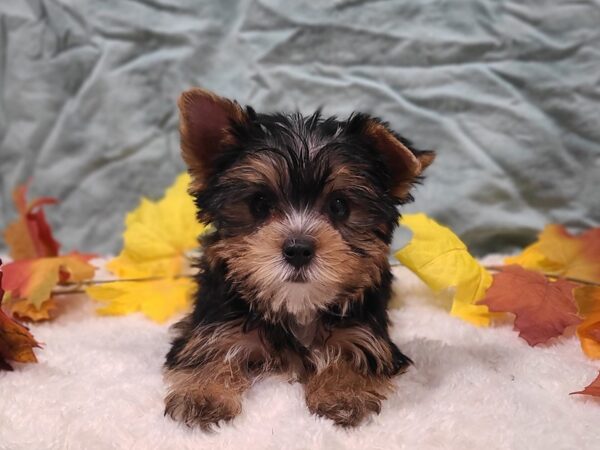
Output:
88 277 196 323
86 173 205 322
570 371 600 398
3 184 60 260
574 286 600 359
4 296 57 322
506 225 600 283
0 261 41 370
479 265 581 346
575 286 600 317
1 183 96 321
107 172 205 278
1 254 95 309
577 313 600 359
394 213 492 326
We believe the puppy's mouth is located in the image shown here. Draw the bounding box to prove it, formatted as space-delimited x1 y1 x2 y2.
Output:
286 270 309 283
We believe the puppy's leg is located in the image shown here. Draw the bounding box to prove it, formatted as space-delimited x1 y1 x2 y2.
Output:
305 325 410 427
164 319 264 430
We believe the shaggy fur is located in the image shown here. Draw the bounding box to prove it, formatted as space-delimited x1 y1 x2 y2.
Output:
164 88 434 429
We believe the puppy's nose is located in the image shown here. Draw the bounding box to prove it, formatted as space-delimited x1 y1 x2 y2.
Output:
282 237 315 268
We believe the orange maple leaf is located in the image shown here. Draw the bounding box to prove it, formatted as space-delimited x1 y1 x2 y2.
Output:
575 286 600 359
3 184 60 260
4 297 57 322
0 262 41 371
479 265 581 346
570 371 600 398
508 225 600 283
1 254 95 309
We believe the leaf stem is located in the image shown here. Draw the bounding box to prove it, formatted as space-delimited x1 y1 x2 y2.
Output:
49 263 600 297
482 264 600 287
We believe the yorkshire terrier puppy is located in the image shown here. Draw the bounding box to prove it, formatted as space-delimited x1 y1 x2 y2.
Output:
164 88 434 429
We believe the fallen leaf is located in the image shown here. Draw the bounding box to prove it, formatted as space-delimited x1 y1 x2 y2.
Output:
504 242 561 273
574 287 600 359
506 225 600 283
3 184 60 260
575 286 600 317
394 213 492 326
571 372 600 397
0 261 40 370
4 296 57 322
87 277 195 323
2 254 95 309
86 173 204 322
538 226 600 281
107 173 205 279
577 313 600 359
479 265 581 346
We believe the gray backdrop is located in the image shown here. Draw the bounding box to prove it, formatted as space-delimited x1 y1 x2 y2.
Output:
1 0 599 256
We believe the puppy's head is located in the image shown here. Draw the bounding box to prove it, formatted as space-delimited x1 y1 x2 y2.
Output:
179 88 434 323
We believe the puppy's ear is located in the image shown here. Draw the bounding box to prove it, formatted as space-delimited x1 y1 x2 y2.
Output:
362 118 435 200
178 88 248 190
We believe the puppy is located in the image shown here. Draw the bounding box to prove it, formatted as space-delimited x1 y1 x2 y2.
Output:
164 88 434 429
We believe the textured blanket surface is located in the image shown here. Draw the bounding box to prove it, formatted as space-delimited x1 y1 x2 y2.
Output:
1 265 599 450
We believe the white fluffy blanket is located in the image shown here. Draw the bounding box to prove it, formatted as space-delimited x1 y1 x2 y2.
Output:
1 265 599 450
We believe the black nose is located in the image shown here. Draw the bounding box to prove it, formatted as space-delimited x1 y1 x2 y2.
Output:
282 237 315 268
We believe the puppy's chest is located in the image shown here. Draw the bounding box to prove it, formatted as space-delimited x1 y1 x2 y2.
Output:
289 319 321 348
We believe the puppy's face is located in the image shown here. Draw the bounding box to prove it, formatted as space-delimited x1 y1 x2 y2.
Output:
179 89 434 323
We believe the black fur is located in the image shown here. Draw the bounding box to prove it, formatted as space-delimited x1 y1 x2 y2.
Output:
166 111 421 377
166 256 411 377
195 111 425 234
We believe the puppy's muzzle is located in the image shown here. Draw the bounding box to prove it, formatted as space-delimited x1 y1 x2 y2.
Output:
282 236 315 268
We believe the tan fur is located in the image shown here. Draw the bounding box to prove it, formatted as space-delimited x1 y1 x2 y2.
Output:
310 325 395 375
202 151 391 323
207 209 387 324
165 320 401 428
164 320 272 429
164 362 251 430
304 359 394 427
221 153 288 192
170 90 418 429
173 320 266 370
363 120 435 198
178 88 248 192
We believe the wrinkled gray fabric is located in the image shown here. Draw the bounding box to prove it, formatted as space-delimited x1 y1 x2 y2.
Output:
1 0 599 256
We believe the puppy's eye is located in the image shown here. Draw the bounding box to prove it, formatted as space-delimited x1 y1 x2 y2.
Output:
249 193 272 220
328 196 349 221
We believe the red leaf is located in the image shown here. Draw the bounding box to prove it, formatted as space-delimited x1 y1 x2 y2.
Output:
0 265 4 304
3 184 60 260
571 372 600 397
479 265 581 346
0 260 41 370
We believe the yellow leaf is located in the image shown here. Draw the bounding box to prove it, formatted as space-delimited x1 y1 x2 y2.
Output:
394 213 492 326
506 225 600 282
89 173 204 322
87 277 195 323
108 173 205 279
504 242 561 273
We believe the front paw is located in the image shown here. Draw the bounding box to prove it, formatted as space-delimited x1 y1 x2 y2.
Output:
305 365 391 427
306 385 384 427
164 387 242 430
